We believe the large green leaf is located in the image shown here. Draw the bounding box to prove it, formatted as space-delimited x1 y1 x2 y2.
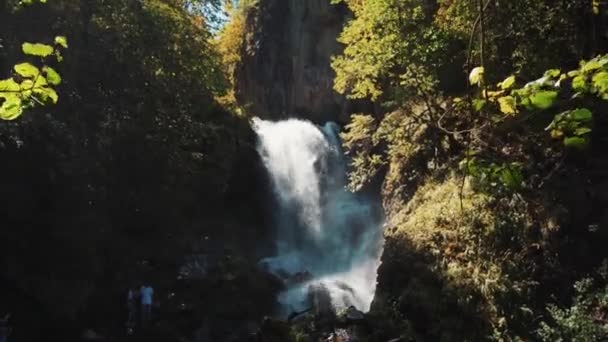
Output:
22 42 54 57
0 95 23 120
14 63 40 78
530 90 558 109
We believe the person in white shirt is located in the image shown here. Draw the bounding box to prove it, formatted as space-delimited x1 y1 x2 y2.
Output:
140 284 154 327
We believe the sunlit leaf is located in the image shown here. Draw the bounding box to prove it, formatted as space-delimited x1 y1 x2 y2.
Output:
54 36 68 48
43 66 61 85
570 108 592 122
34 87 58 104
574 127 592 136
469 67 484 86
567 70 580 77
486 90 505 98
592 71 608 96
530 91 558 109
582 60 602 73
22 42 54 57
572 75 587 92
499 75 516 90
0 78 20 92
14 63 39 78
0 95 23 120
498 96 516 114
20 79 34 91
544 69 560 78
564 136 588 149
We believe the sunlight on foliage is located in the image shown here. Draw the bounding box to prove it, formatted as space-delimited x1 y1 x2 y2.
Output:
469 67 485 86
0 36 67 120
538 266 608 341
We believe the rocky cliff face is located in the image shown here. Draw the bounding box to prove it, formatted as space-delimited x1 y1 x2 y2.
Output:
236 0 350 124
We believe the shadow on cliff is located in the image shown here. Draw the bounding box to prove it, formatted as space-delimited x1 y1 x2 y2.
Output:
368 236 492 342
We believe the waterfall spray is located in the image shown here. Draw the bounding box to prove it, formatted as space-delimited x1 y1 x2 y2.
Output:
252 118 384 315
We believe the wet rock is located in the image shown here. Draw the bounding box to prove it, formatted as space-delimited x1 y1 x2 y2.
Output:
345 306 365 321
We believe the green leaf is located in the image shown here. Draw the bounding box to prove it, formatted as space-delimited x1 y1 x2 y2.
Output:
43 66 61 85
469 67 484 86
564 136 588 149
22 42 54 57
498 96 517 115
530 90 558 110
473 99 486 111
499 75 516 90
54 36 68 49
570 108 593 122
0 95 23 120
14 63 39 78
0 78 20 92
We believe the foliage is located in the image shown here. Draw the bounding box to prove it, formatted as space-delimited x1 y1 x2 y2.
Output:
214 0 257 114
0 0 258 334
340 114 385 191
331 0 461 104
461 157 523 191
0 39 66 120
470 55 608 148
538 267 608 341
337 1 608 341
0 0 67 120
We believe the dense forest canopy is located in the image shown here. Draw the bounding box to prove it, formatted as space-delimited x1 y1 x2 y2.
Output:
1 0 608 341
0 0 274 340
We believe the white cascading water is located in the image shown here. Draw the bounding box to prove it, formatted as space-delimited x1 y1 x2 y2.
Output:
252 117 384 315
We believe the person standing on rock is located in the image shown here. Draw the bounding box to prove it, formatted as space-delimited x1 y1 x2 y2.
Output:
140 283 154 327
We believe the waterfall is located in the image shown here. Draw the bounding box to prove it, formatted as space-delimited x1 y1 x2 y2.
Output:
252 117 384 314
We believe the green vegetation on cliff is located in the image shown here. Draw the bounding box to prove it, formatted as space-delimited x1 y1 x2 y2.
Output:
335 0 608 340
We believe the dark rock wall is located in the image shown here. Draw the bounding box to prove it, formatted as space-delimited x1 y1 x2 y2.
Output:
236 0 351 124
